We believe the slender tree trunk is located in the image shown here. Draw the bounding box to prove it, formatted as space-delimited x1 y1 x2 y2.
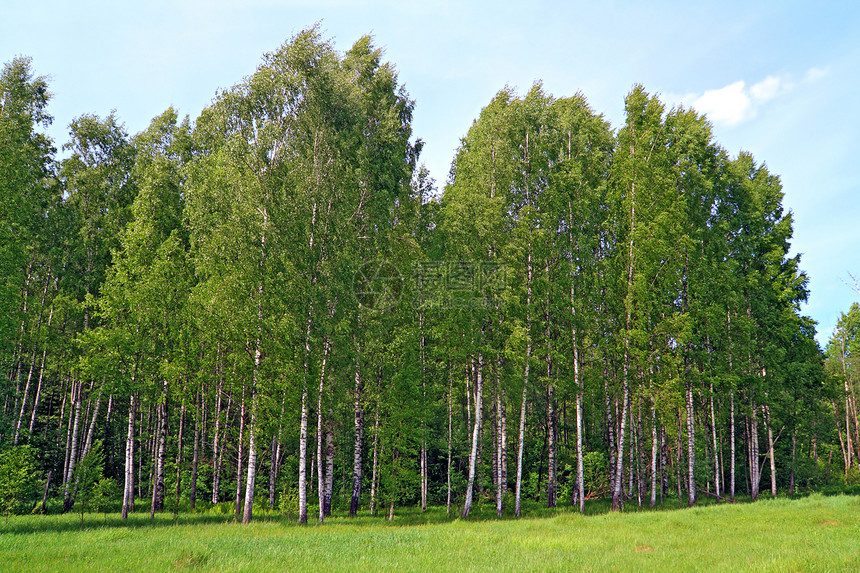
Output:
28 325 51 435
604 373 617 502
764 405 777 497
350 363 364 517
316 335 331 523
298 198 318 525
212 372 224 505
730 388 736 502
151 383 168 517
447 365 453 516
710 383 720 498
789 429 797 495
463 354 484 518
324 417 334 517
269 395 285 509
546 301 556 508
650 397 658 508
685 381 696 506
611 375 630 511
495 382 503 517
174 403 185 517
676 409 684 507
122 393 137 520
419 314 428 513
298 308 313 524
369 400 380 516
242 385 258 524
235 385 246 519
190 392 201 510
750 399 760 501
515 250 533 517
63 382 83 512
841 336 853 468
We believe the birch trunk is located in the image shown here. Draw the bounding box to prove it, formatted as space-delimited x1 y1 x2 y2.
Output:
369 400 380 515
515 249 533 518
151 382 168 516
650 397 658 508
685 381 696 506
235 386 246 519
190 390 202 510
749 400 760 501
710 382 720 498
349 364 364 516
211 373 224 505
174 403 185 516
122 393 137 520
462 354 483 517
546 292 556 508
63 382 83 512
730 388 736 501
242 384 258 524
316 334 331 523
324 419 334 517
269 395 285 509
447 366 453 516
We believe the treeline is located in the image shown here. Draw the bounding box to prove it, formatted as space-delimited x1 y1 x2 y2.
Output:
0 28 849 523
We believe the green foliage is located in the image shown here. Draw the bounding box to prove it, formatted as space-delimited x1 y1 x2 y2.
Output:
75 440 105 523
0 445 36 518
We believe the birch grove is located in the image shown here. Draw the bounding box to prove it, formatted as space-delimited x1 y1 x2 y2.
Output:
0 32 845 521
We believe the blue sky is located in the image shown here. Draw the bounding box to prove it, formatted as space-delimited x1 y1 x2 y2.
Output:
3 0 858 344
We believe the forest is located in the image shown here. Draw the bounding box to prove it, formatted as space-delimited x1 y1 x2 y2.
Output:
2 27 860 525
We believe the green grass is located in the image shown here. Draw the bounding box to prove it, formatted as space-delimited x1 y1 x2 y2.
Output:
2 494 859 572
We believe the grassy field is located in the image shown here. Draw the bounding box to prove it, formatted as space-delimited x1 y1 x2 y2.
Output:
1 494 859 572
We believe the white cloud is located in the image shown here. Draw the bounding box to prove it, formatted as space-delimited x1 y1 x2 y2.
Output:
684 67 825 127
750 75 785 102
691 81 752 126
805 66 830 82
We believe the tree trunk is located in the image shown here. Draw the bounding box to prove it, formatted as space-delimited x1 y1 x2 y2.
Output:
242 385 258 524
650 397 658 508
789 428 796 495
463 353 483 518
369 400 380 516
685 381 696 506
298 308 313 524
63 382 83 512
447 365 453 516
316 334 331 523
749 400 760 501
212 373 225 505
324 417 334 517
298 199 318 525
764 404 777 497
546 308 556 508
350 364 364 517
174 402 185 517
269 395 286 509
710 382 720 498
496 382 505 517
235 385 246 519
190 392 201 510
151 381 168 517
730 388 736 502
122 393 137 520
611 375 630 511
515 250 533 517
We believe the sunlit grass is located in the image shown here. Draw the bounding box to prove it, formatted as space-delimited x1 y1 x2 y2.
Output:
1 494 858 572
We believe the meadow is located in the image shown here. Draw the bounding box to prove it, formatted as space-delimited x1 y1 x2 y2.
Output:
1 494 858 572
